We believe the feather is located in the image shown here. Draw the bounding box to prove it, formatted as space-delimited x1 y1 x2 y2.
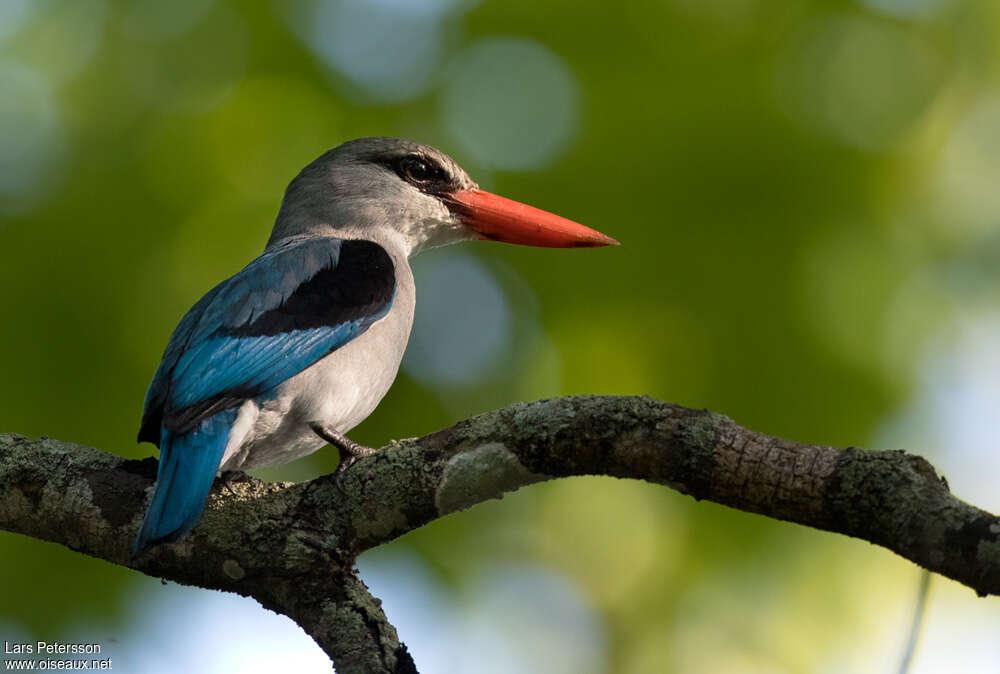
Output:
132 408 237 556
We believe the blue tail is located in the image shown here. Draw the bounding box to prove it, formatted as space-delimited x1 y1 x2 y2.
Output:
133 409 237 556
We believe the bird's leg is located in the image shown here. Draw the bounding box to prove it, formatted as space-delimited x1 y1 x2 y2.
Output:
310 423 377 484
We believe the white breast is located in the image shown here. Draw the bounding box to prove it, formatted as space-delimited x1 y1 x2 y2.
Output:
218 251 416 471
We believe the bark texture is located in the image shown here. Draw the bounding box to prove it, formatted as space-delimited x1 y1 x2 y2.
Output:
1 395 998 673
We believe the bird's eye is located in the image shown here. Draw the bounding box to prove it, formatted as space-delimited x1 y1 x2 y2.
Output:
400 155 440 185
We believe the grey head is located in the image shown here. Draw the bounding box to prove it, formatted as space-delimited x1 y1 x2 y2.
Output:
270 137 479 257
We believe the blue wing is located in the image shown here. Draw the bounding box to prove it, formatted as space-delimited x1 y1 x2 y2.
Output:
138 236 396 443
133 236 395 554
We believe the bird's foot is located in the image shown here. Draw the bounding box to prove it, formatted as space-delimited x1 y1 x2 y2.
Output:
310 423 377 491
219 470 252 497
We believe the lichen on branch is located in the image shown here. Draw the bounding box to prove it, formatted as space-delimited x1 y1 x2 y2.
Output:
1 395 998 674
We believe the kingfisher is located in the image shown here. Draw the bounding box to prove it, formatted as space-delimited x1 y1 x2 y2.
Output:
133 137 617 555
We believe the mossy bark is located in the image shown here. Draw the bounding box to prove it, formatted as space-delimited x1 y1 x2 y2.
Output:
2 395 998 672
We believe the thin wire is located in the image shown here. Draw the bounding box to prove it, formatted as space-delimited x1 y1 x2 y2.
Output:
897 569 933 674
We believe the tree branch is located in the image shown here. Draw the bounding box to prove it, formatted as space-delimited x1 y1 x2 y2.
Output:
1 396 998 672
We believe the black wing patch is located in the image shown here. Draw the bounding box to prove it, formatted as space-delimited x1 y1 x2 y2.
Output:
138 239 396 443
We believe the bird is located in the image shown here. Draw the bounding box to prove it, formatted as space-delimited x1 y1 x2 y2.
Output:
133 137 617 556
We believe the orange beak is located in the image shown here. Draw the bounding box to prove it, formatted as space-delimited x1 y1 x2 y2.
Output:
443 189 619 248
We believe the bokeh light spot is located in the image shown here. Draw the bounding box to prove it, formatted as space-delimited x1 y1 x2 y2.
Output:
403 250 511 388
442 37 579 170
774 14 947 150
0 61 63 215
10 0 107 84
455 565 606 674
855 0 955 19
0 0 34 42
362 553 606 674
935 96 1000 237
284 0 453 103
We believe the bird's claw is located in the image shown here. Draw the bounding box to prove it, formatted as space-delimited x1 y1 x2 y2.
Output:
219 470 252 497
332 456 356 493
332 444 376 493
310 422 376 493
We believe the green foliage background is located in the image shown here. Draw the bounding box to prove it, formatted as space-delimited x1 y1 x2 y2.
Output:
2 0 999 671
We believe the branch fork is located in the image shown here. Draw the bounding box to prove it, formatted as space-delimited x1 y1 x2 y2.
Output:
2 396 997 673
